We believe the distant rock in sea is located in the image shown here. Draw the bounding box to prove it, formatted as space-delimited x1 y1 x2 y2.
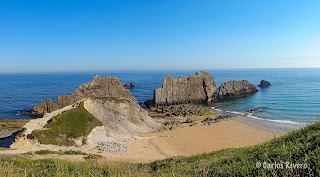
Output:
216 80 258 101
30 75 137 115
258 80 271 88
123 82 135 89
151 71 216 107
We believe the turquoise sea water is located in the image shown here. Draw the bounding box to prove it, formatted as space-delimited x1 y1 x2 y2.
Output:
0 68 319 123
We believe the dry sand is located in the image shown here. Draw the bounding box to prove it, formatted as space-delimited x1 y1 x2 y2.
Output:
139 119 279 160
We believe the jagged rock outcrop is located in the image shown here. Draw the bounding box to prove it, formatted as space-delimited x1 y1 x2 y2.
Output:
84 97 161 135
30 75 137 115
31 98 59 115
153 71 216 107
216 80 258 100
258 80 271 88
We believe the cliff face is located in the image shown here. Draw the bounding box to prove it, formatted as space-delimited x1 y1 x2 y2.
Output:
216 80 258 100
31 75 137 115
154 71 216 106
84 97 161 135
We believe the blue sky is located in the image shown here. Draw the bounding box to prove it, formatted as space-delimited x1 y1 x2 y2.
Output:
0 0 320 73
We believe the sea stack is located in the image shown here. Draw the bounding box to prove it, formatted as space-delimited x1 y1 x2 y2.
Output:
258 80 271 88
153 71 216 107
216 80 258 100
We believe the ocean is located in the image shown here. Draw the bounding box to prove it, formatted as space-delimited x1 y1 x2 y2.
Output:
0 68 319 124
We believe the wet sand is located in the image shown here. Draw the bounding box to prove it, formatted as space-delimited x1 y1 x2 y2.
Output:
236 116 307 133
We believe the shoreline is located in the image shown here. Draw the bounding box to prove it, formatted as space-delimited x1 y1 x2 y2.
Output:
236 116 307 134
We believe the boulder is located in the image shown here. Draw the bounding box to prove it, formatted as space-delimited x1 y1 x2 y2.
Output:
154 71 216 107
163 120 181 130
29 75 137 115
184 118 194 123
144 99 155 108
258 80 271 88
216 80 258 100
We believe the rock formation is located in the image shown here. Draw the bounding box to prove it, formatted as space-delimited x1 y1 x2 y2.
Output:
216 80 258 100
258 80 271 88
152 71 216 107
31 98 59 115
123 82 135 89
31 75 137 115
149 104 208 117
84 97 161 135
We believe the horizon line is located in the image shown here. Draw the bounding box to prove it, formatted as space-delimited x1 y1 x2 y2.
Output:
0 66 320 75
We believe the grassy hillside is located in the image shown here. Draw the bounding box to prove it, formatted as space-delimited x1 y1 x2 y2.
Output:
29 102 103 146
0 121 319 176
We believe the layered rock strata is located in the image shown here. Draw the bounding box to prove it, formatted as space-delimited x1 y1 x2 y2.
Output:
153 71 216 107
84 97 161 135
31 75 137 115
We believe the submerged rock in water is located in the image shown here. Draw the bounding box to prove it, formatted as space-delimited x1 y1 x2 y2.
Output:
258 80 271 88
216 80 258 101
153 71 216 107
247 108 263 113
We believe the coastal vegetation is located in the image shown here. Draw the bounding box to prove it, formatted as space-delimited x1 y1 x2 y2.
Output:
29 102 103 146
0 120 319 176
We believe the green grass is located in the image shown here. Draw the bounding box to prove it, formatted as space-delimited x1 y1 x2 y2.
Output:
29 102 103 146
0 121 319 176
0 155 149 177
25 150 87 156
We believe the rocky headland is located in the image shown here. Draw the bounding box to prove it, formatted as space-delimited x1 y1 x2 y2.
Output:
29 75 137 115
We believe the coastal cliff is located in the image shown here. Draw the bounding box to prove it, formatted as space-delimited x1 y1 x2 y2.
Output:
153 71 216 107
84 97 161 135
31 75 137 115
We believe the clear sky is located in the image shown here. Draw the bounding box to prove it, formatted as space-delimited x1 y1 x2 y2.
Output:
1 0 320 73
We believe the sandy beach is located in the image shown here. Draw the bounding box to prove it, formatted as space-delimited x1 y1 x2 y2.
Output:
94 117 287 163
0 116 304 163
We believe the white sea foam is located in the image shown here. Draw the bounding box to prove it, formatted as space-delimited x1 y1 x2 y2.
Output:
246 113 306 125
226 111 245 115
214 109 223 112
